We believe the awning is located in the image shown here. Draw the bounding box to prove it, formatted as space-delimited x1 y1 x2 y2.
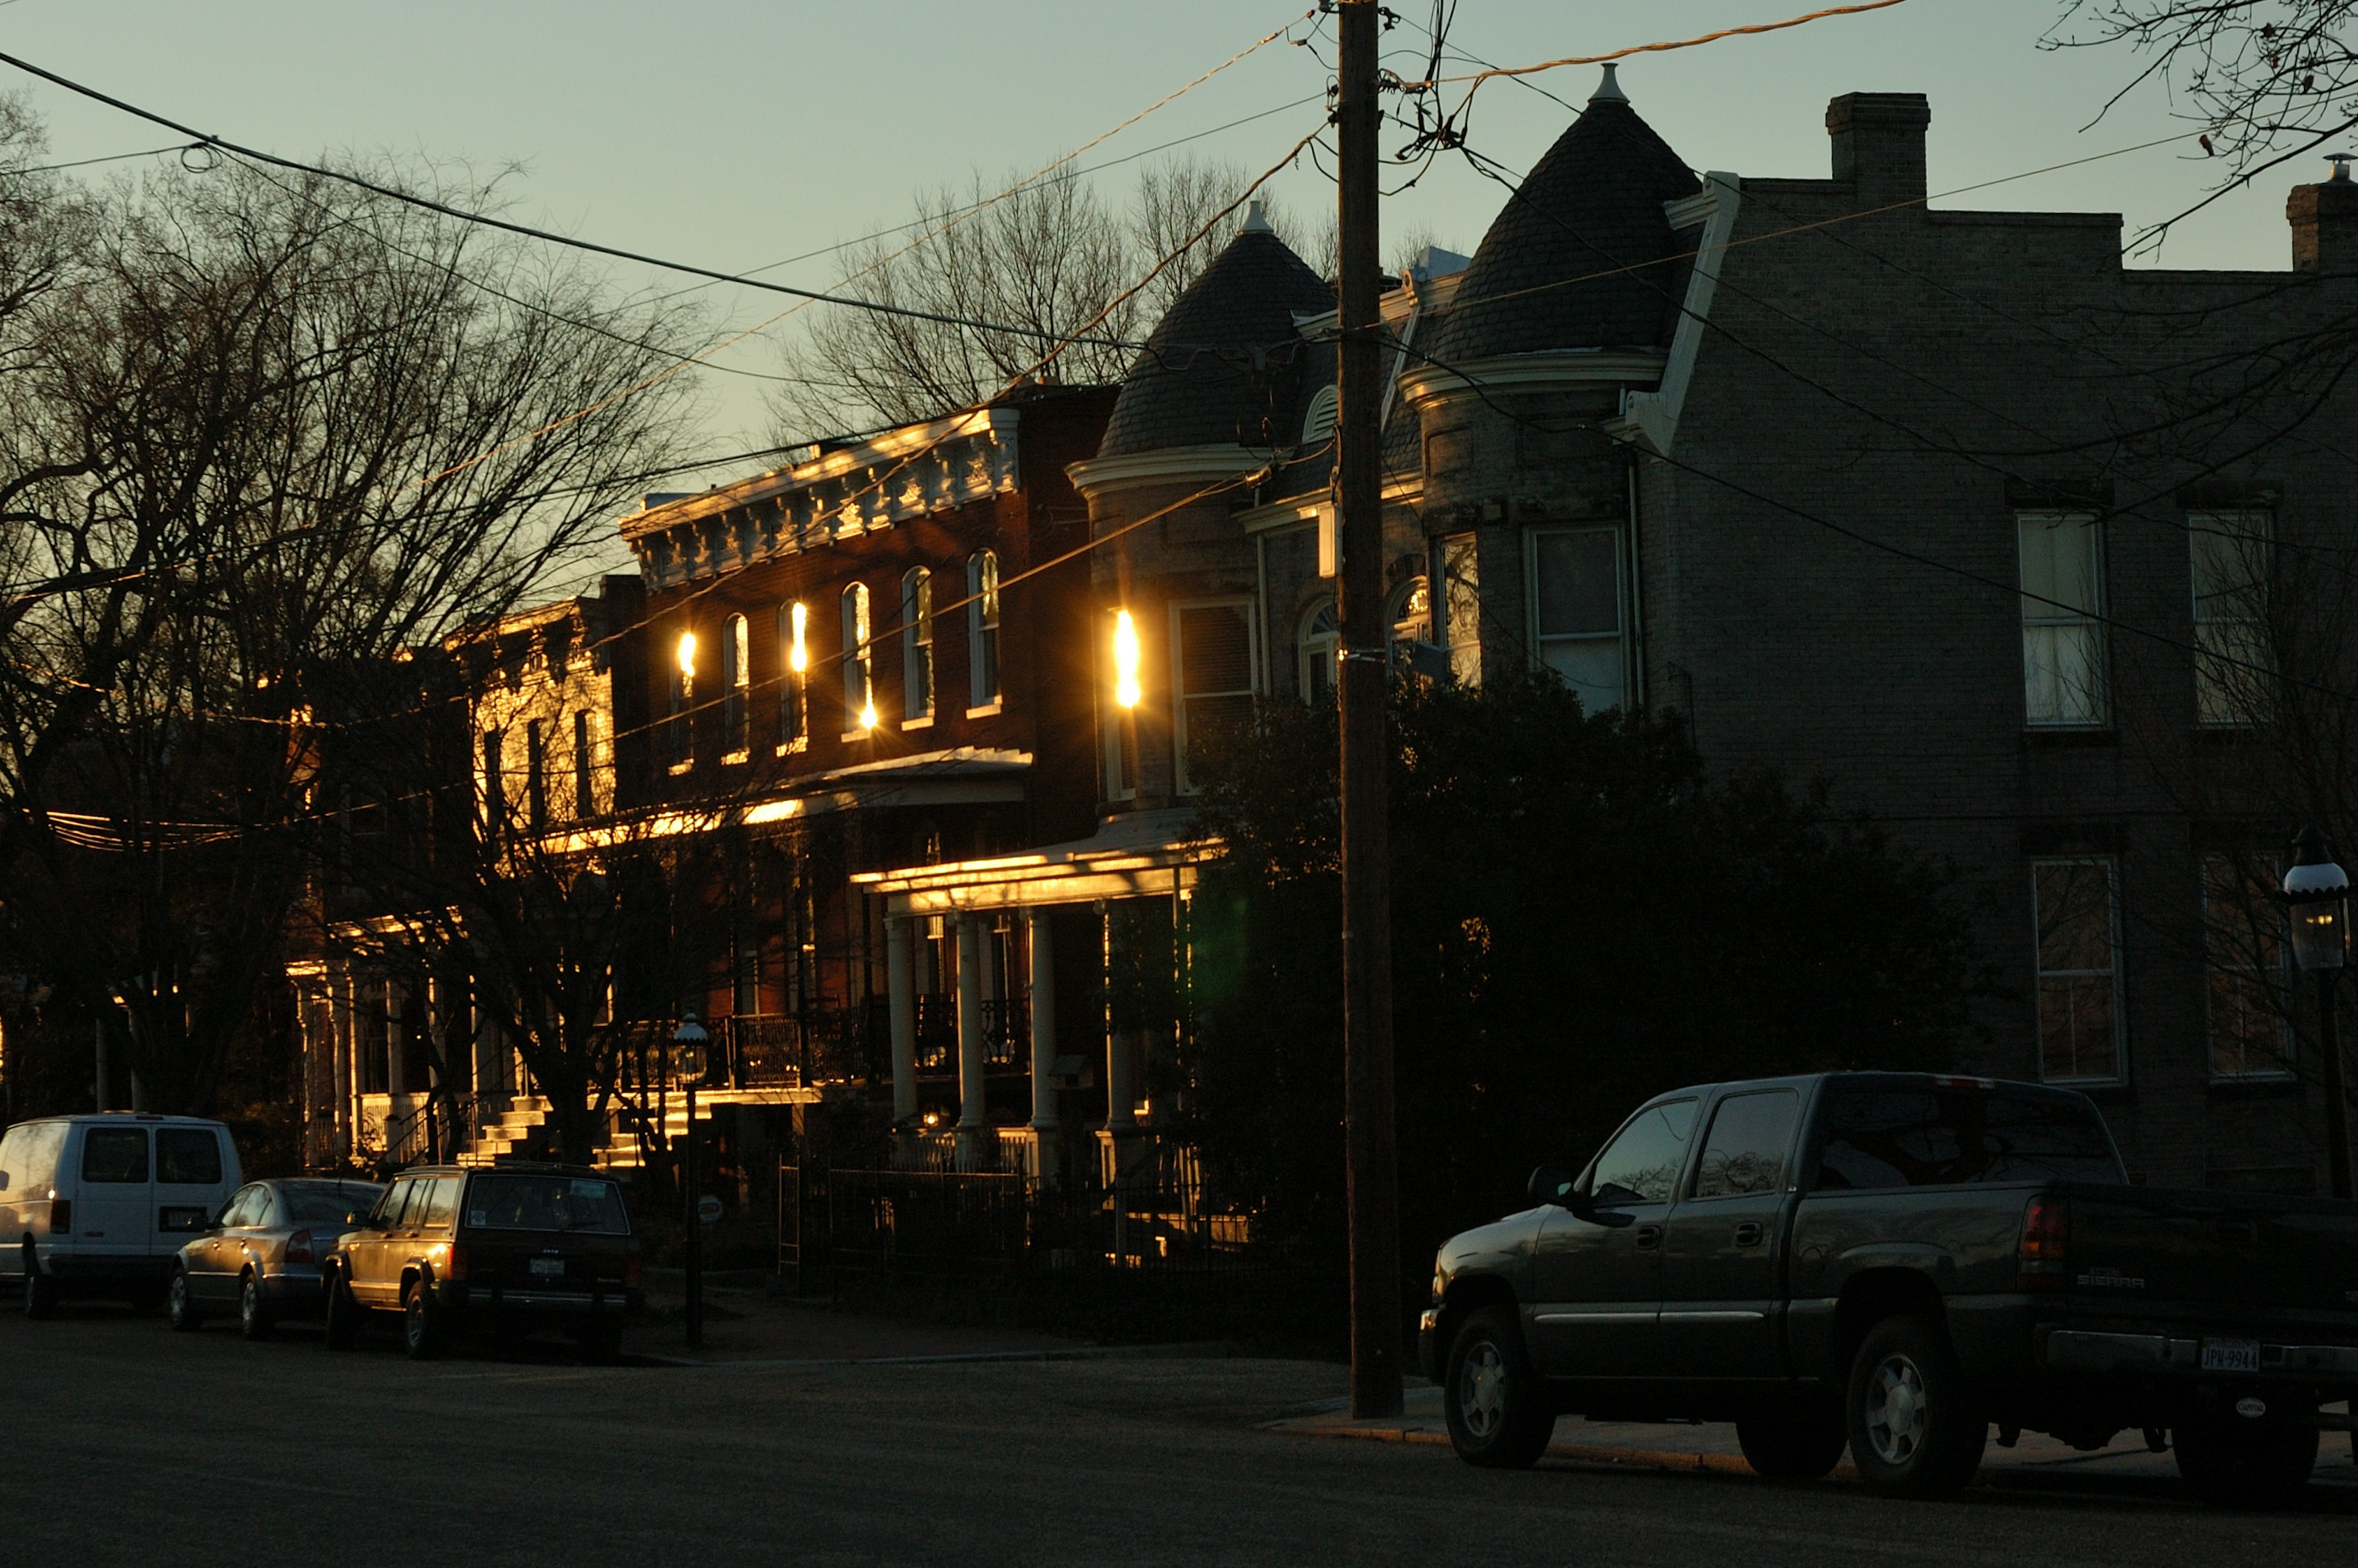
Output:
854 808 1221 917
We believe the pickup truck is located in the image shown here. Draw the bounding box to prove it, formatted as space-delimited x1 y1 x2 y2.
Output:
1418 1071 2358 1504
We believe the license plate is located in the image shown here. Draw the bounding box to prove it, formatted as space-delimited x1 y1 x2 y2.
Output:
2201 1337 2260 1373
530 1257 566 1277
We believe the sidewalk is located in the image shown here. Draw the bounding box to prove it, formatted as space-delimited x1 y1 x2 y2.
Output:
1267 1385 2358 1490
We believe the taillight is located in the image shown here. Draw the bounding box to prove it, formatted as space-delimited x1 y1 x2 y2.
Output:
445 1244 467 1281
623 1256 642 1288
49 1198 69 1235
2019 1193 2069 1288
284 1230 313 1265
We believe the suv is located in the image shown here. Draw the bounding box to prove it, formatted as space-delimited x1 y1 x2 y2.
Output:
322 1163 639 1362
2 1114 242 1316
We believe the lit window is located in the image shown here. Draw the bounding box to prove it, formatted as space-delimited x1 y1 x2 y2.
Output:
778 601 807 752
1442 533 1481 686
1298 599 1338 708
841 583 873 734
1103 608 1138 802
669 631 696 771
1172 599 1256 794
967 551 1001 710
902 567 934 723
722 613 750 759
2020 511 2108 727
1389 576 1431 658
2032 858 2123 1083
1528 526 1625 712
2190 511 2272 726
2204 853 2292 1079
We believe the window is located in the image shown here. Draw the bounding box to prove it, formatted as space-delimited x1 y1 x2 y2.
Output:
219 1185 268 1228
80 1126 148 1184
2033 858 2124 1082
418 1175 461 1230
1812 1085 2123 1189
722 613 750 759
1442 533 1481 686
2190 511 2273 726
967 551 1001 710
778 601 808 751
1584 1099 1697 1205
841 583 873 735
1389 576 1431 662
901 567 934 723
1172 599 1256 794
155 1128 222 1186
465 1172 631 1235
2020 511 2108 726
479 729 505 828
571 710 596 820
2204 853 2292 1079
1529 527 1625 712
669 631 696 771
1692 1090 1800 1198
1103 608 1137 802
524 718 548 834
1301 382 1339 448
1298 599 1338 708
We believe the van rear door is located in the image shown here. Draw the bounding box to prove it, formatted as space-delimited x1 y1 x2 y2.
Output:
72 1124 154 1255
153 1125 231 1255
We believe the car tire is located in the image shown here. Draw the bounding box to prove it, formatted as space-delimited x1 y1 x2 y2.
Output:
402 1278 443 1361
322 1268 360 1351
166 1267 201 1332
238 1270 274 1341
2174 1407 2319 1508
1442 1306 1555 1469
1737 1403 1848 1481
1845 1314 1986 1499
23 1244 57 1321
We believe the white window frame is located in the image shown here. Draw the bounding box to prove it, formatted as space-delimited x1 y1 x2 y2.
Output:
722 613 750 763
1170 596 1260 796
967 550 1002 715
667 630 695 774
2018 510 2110 728
1101 608 1135 802
1524 525 1627 712
2202 852 2294 1081
2031 856 2126 1085
777 600 808 755
1296 597 1338 708
901 567 934 727
841 582 872 740
2189 510 2273 728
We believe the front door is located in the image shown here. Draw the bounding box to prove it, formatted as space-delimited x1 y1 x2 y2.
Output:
72 1125 153 1257
1528 1098 1697 1384
1659 1089 1804 1382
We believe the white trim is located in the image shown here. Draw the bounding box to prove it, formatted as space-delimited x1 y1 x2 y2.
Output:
1065 443 1264 500
1616 172 1742 458
900 715 935 732
1400 349 1667 413
964 701 1003 720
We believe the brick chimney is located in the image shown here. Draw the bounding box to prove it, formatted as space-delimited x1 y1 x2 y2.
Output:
1826 93 1930 208
2288 155 2358 271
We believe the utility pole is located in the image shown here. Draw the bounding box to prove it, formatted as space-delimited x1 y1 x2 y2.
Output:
1334 0 1402 1421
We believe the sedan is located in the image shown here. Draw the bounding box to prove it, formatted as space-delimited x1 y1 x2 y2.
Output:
168 1178 384 1338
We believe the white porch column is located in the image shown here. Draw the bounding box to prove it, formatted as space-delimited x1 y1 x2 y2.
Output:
955 915 986 1132
1027 907 1057 1131
329 958 354 1162
885 917 918 1123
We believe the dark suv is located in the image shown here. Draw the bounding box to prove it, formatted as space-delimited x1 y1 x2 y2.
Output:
322 1163 639 1362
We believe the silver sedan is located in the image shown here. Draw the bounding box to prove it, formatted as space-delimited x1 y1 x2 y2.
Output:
168 1178 384 1338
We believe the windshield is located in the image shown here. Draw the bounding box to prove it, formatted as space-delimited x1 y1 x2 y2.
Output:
464 1174 631 1235
1815 1085 2124 1189
284 1183 383 1226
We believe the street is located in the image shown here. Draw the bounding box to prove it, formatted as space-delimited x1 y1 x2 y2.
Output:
8 1303 2355 1567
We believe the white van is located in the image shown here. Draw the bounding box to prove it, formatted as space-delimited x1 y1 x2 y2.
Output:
0 1114 243 1317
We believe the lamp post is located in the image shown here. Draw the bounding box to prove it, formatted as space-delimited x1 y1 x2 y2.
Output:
673 1012 709 1348
2283 830 2352 1201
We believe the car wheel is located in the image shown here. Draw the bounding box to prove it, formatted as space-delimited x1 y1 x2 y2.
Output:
1737 1403 1848 1481
238 1270 274 1341
322 1268 360 1351
1845 1315 1986 1499
1442 1306 1555 1469
166 1267 201 1332
22 1244 56 1321
2174 1406 2319 1508
402 1278 443 1360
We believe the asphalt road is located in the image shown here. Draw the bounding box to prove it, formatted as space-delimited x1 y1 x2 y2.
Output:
8 1302 2356 1567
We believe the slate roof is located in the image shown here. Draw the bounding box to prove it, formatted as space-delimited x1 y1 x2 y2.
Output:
1096 225 1333 460
1429 80 1700 364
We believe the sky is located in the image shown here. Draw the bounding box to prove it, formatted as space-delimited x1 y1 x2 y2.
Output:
0 1 2313 468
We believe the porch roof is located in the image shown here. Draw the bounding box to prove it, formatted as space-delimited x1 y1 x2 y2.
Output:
854 808 1221 917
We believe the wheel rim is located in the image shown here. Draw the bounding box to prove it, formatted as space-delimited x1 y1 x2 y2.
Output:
241 1276 258 1327
1864 1352 1929 1465
169 1273 188 1321
1459 1341 1508 1440
405 1290 424 1346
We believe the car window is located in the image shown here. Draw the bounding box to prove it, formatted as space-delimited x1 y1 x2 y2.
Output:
418 1176 461 1230
0 1128 23 1196
1814 1086 2125 1189
12 1122 64 1193
1586 1100 1698 1205
1692 1090 1802 1199
464 1174 632 1235
220 1185 267 1227
286 1184 379 1226
375 1179 418 1227
156 1128 223 1186
80 1126 149 1184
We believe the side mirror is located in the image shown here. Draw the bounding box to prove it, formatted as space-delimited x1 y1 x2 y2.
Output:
1527 1165 1578 1208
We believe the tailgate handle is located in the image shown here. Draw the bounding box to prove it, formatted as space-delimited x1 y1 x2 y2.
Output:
1634 1224 1663 1249
1733 1221 1765 1248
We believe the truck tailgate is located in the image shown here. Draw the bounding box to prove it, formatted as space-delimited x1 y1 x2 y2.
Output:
2062 1182 2358 1325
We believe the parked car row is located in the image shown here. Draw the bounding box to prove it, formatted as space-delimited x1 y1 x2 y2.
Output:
4 1114 640 1364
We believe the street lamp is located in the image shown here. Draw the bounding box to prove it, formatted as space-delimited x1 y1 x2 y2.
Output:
673 1011 709 1348
2283 829 2352 1200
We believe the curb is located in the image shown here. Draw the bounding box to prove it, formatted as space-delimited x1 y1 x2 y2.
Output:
630 1339 1235 1370
1266 1419 1810 1477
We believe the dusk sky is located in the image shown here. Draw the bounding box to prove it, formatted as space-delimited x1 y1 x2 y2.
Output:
1 2 2308 457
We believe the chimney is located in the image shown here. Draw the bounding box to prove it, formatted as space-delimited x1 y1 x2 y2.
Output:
1826 93 1930 208
2288 153 2358 271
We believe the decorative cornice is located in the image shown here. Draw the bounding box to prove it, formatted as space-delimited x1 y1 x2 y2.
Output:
1401 348 1667 413
622 408 1020 589
1614 173 1742 459
1065 443 1266 500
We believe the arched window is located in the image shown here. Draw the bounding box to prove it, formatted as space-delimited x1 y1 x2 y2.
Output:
1388 576 1431 669
967 550 1001 710
668 631 696 771
901 567 934 722
777 600 807 751
841 582 873 733
1298 599 1339 708
722 613 750 758
1301 383 1339 449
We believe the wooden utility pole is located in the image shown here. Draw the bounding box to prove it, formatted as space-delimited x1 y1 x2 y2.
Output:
1334 0 1402 1421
